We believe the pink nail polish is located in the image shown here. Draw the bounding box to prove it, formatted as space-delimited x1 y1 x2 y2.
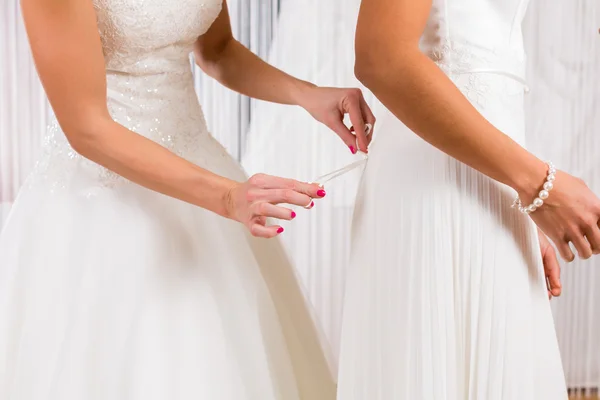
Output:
349 146 356 154
310 201 315 208
291 211 297 219
317 189 326 198
277 227 284 234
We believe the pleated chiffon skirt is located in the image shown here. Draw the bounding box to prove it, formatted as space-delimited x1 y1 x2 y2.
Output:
337 76 568 399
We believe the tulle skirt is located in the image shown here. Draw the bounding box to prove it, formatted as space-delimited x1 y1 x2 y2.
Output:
0 148 335 399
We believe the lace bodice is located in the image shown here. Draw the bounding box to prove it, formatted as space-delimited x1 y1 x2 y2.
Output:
32 0 226 191
422 0 531 108
94 0 222 74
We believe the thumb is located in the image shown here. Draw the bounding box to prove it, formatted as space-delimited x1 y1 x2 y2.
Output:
544 247 562 297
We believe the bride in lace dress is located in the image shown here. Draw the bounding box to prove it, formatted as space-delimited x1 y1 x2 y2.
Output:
337 0 600 398
0 1 374 399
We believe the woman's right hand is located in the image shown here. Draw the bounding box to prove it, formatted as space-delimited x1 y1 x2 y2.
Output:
526 171 600 262
224 173 326 238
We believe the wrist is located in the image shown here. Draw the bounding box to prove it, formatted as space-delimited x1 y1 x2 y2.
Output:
217 178 239 219
290 80 317 108
191 171 238 219
515 161 556 205
511 158 549 202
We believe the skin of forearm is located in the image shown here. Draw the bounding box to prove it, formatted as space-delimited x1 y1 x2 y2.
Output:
67 116 236 217
355 47 547 199
197 38 316 107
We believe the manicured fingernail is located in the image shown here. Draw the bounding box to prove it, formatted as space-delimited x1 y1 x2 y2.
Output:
291 211 297 219
317 189 326 197
277 227 284 234
309 201 315 208
349 146 356 154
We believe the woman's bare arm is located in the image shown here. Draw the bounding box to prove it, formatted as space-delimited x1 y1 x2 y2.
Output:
194 2 313 107
22 0 237 216
20 0 322 238
355 0 547 192
194 1 375 152
354 0 600 261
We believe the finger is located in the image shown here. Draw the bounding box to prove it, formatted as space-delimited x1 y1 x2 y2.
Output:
584 223 600 255
252 188 317 208
269 188 316 207
554 234 575 262
571 233 593 259
544 247 562 297
351 124 373 136
250 224 284 239
359 95 376 145
251 175 326 199
345 92 368 153
255 203 297 221
329 118 358 154
303 200 315 209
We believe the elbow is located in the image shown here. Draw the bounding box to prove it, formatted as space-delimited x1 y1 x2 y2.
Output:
63 126 96 157
355 45 422 89
354 59 374 88
192 48 213 73
66 130 93 157
354 46 384 89
192 48 216 75
193 37 234 75
59 114 110 158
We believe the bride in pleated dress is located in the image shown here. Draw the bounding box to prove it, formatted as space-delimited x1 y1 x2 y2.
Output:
0 0 374 399
338 0 600 398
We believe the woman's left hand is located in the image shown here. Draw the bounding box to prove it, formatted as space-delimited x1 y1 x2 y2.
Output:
299 86 376 154
539 228 562 300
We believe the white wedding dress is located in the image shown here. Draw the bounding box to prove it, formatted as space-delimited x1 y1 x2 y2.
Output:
0 1 335 399
337 0 568 399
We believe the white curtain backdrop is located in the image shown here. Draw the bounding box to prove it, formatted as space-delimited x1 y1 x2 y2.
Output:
193 0 279 160
524 0 600 392
0 1 52 228
241 0 380 367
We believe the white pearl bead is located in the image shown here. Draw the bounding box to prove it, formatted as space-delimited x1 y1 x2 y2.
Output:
547 173 556 182
533 197 544 207
543 181 554 191
539 190 549 199
527 205 537 213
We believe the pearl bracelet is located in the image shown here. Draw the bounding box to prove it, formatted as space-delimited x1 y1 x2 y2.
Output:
512 161 556 215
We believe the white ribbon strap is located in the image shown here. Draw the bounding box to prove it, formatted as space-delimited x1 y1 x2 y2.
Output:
311 156 368 186
310 123 372 186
